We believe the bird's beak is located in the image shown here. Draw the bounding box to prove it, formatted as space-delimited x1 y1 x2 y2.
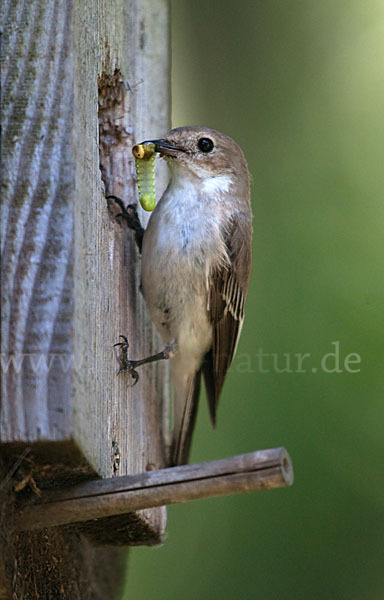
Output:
142 138 181 157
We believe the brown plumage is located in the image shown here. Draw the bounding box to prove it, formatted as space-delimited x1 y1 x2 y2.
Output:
141 127 252 465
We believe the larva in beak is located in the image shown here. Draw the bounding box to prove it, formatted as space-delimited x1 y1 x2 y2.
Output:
132 142 157 212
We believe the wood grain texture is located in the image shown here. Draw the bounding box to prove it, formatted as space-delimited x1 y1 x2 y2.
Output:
1 0 74 442
72 0 170 540
1 0 170 550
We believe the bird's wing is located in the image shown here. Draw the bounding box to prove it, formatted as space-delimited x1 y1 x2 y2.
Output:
203 217 252 425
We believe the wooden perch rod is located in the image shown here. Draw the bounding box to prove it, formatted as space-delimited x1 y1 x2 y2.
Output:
16 447 293 532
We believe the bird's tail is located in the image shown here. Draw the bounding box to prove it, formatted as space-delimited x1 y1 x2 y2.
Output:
170 368 202 466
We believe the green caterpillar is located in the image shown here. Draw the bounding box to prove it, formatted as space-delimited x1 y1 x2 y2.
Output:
132 142 156 211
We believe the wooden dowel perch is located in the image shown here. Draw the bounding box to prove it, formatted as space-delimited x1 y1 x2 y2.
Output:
16 448 293 532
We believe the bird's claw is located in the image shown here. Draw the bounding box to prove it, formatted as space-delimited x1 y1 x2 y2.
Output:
107 196 144 252
114 335 140 386
117 363 140 386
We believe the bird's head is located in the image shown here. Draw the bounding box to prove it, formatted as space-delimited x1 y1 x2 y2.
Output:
141 126 249 184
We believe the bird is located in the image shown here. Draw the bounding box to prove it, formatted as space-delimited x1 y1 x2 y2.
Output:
116 126 252 465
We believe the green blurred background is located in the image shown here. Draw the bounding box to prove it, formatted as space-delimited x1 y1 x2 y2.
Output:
126 2 384 598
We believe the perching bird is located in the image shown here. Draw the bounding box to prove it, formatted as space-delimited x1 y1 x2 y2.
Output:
117 126 252 465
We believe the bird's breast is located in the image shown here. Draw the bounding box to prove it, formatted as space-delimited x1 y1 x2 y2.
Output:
144 179 231 267
141 180 231 344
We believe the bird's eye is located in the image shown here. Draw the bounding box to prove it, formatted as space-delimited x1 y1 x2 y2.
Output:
197 138 214 153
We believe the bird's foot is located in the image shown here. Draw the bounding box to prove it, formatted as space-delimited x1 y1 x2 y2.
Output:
114 336 178 386
113 335 139 386
107 196 144 252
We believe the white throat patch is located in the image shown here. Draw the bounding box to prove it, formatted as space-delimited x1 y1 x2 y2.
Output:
202 174 233 196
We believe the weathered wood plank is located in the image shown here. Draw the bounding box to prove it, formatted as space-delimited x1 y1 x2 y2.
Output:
1 0 170 551
1 0 74 442
71 0 170 538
